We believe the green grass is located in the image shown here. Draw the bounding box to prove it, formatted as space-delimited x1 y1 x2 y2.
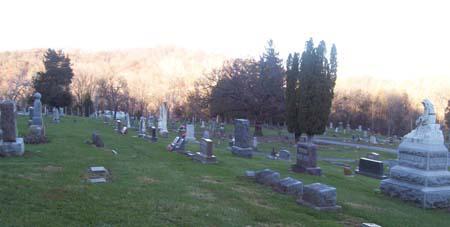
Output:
0 116 448 226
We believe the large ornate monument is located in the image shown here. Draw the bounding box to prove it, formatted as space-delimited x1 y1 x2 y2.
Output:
158 102 168 136
380 99 450 208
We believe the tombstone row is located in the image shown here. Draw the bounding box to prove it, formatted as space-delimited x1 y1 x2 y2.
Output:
246 169 341 211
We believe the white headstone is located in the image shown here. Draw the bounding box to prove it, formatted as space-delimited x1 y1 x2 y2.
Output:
201 120 205 128
125 113 131 128
52 107 60 123
139 117 146 135
186 124 196 141
369 135 378 144
158 102 168 134
253 137 258 148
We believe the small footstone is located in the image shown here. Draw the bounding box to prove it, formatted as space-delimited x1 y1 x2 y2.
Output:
361 223 381 227
90 166 107 173
255 169 280 186
89 178 107 183
274 177 303 196
297 183 341 211
245 170 256 179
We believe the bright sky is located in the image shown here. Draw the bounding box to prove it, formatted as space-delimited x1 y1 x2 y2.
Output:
1 0 449 79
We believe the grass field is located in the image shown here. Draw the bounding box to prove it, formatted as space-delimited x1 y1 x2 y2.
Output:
0 115 449 226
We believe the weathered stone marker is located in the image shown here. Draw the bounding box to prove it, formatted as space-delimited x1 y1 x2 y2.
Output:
231 119 253 158
32 92 43 126
292 143 322 176
297 183 341 211
0 101 25 156
193 138 217 164
274 177 303 196
1 101 17 142
380 99 450 208
255 169 280 187
185 124 196 142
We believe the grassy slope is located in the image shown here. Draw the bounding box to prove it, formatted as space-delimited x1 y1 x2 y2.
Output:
0 116 448 226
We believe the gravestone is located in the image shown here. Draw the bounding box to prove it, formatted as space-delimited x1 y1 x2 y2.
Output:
193 138 217 164
138 117 146 137
358 125 362 132
200 120 205 128
255 169 280 186
32 92 43 126
92 132 104 148
202 130 210 139
167 136 186 152
29 107 34 120
274 177 303 196
297 183 341 211
125 113 131 128
52 107 60 123
292 143 322 176
185 124 196 142
279 149 291 160
150 126 157 142
363 130 368 138
355 158 386 179
158 102 169 136
88 166 109 183
0 101 25 156
329 122 333 129
231 119 253 158
369 135 378 144
252 136 258 151
380 99 450 208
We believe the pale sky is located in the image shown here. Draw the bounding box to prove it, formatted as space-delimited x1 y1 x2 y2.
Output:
1 0 449 80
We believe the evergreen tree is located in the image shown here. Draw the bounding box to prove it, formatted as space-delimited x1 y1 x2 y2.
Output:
33 49 74 108
297 39 337 140
257 40 285 135
285 53 301 140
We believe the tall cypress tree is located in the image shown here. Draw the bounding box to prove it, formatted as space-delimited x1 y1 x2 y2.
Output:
297 39 337 140
285 53 301 140
33 49 74 108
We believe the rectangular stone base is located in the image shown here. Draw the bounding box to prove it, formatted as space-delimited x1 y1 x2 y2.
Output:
380 178 450 208
192 152 217 164
231 146 253 158
355 169 387 179
0 138 25 156
292 165 322 176
296 199 341 211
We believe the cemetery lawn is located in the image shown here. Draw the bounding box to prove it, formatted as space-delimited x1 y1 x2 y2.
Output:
1 116 449 226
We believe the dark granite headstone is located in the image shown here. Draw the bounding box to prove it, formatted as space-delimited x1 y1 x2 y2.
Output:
0 101 17 142
356 158 386 179
29 107 34 120
150 126 158 142
292 143 322 176
92 132 104 148
231 119 253 158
